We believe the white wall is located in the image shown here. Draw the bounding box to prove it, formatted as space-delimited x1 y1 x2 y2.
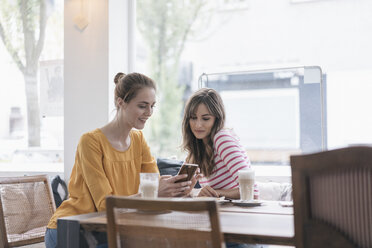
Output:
64 0 131 181
186 0 372 73
64 0 109 180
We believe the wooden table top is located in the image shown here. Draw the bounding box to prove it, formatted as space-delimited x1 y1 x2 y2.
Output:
74 200 294 246
219 200 293 215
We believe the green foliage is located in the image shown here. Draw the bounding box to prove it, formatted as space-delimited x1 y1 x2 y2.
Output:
137 0 208 158
42 3 63 60
0 0 52 146
0 0 25 65
19 0 40 33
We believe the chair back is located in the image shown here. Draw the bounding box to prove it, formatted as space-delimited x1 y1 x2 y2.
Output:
0 175 56 247
106 196 225 248
291 146 372 248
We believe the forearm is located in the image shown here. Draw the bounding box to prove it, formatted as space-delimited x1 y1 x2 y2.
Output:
215 188 240 199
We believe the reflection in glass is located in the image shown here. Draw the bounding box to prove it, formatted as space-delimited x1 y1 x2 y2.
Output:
199 66 326 165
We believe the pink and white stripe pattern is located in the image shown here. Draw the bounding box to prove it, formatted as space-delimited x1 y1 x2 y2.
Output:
199 129 250 190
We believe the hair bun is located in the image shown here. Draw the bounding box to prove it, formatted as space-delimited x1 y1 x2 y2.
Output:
114 72 126 85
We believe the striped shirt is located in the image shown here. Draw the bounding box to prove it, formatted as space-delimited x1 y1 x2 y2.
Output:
199 129 251 190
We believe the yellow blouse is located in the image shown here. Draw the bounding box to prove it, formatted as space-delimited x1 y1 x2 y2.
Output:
47 129 158 229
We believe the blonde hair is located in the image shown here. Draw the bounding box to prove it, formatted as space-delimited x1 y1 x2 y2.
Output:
113 72 156 108
182 88 225 176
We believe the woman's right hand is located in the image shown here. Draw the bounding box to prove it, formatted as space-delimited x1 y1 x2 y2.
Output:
158 175 192 197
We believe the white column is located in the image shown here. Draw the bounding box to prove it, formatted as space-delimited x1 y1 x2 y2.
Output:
64 0 109 181
108 0 133 119
64 0 131 181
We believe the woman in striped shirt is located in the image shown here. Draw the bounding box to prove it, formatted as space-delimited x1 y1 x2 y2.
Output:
182 88 251 199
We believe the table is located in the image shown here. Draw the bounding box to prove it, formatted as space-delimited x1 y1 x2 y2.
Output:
57 201 294 247
219 200 293 215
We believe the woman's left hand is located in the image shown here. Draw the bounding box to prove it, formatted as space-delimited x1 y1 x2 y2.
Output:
184 168 203 196
158 175 191 197
197 185 219 198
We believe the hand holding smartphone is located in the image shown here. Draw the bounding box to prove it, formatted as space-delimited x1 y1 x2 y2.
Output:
175 163 199 183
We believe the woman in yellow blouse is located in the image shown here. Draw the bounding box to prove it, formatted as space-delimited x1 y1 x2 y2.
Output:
45 72 192 248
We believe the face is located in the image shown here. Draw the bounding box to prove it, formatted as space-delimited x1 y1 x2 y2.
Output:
119 87 156 130
189 103 216 143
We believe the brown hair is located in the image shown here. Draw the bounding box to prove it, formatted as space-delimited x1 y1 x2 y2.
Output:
182 88 225 176
113 72 156 108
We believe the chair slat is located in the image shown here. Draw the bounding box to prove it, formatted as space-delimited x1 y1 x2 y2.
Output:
106 196 224 248
291 146 372 248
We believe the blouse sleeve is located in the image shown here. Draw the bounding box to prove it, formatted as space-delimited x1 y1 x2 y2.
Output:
77 133 113 211
139 131 159 173
214 130 251 181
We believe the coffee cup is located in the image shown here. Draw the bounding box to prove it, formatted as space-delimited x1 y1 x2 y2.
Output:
238 169 255 201
139 173 159 198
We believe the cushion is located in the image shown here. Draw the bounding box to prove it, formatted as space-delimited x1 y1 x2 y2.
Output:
256 181 293 201
0 185 32 235
26 182 54 231
157 157 183 176
7 226 45 243
51 175 68 208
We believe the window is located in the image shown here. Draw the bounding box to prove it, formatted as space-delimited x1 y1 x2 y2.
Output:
200 67 325 166
0 1 64 176
135 0 372 167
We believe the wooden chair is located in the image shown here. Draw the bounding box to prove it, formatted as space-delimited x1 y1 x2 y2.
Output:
0 175 56 247
106 196 225 248
291 146 372 248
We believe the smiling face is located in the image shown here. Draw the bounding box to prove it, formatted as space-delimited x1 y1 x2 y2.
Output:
119 87 156 130
189 103 216 143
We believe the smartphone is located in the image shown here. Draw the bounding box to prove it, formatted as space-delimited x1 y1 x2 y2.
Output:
174 163 199 183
